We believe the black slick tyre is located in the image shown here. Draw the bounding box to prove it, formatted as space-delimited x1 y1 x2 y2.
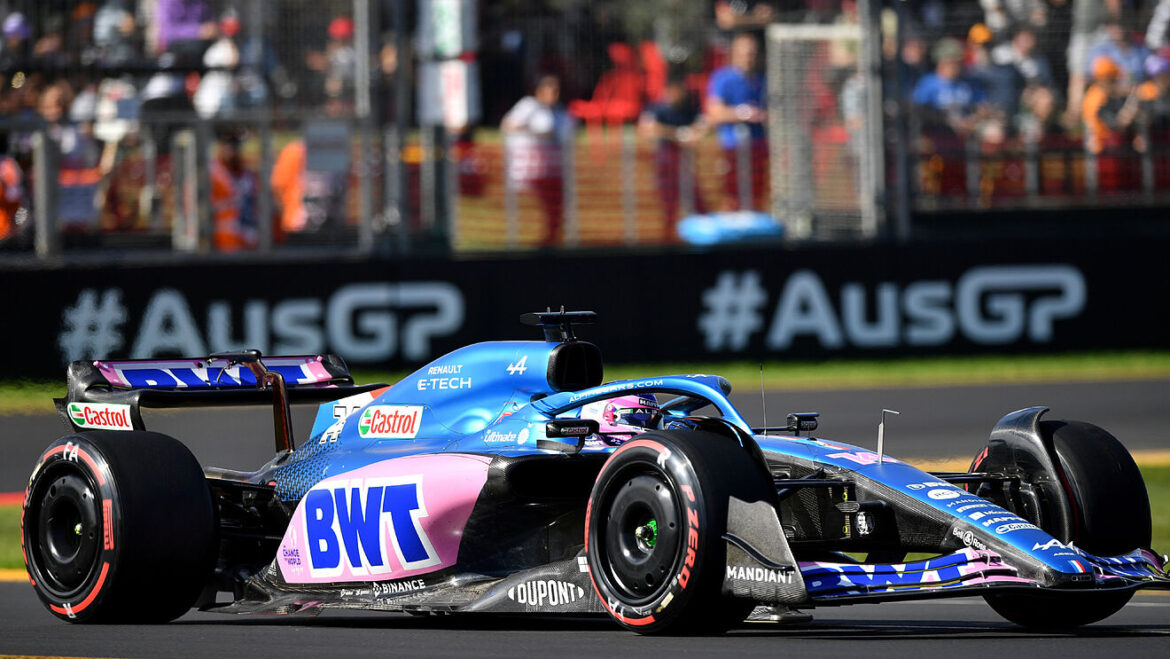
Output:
976 420 1150 628
585 430 775 635
22 431 215 623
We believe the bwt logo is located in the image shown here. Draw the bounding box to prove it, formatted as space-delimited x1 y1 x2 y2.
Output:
303 476 440 579
698 265 1086 351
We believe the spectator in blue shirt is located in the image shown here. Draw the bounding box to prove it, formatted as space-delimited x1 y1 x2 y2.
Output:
706 32 768 211
912 37 1002 141
1085 18 1150 84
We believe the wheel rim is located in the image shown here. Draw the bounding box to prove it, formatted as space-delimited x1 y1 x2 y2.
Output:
28 465 103 597
597 465 683 605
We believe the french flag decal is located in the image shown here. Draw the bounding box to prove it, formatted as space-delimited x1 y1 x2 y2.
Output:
1069 560 1087 573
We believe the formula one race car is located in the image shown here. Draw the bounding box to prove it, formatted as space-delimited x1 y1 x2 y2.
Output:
21 311 1170 632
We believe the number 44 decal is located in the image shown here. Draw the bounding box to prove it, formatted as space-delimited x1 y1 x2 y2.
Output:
506 356 528 375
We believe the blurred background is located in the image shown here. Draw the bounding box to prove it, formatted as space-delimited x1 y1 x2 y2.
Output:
6 0 1170 256
1 0 1169 375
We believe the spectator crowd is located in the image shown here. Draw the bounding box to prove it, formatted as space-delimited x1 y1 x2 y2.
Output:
0 0 360 249
5 1 1170 251
897 0 1170 196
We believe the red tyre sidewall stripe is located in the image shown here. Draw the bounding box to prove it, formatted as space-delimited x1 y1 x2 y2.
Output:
965 447 989 492
586 563 656 627
610 438 668 459
32 438 118 618
591 581 656 627
585 438 680 628
49 562 110 616
44 444 106 486
20 487 33 585
583 497 592 547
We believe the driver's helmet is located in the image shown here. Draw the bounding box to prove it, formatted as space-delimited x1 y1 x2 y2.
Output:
579 394 661 445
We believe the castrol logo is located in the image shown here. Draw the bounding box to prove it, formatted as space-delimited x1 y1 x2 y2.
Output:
357 405 424 439
68 402 133 431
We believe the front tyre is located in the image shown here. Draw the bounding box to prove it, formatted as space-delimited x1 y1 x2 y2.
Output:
22 431 215 623
975 420 1150 628
586 430 775 635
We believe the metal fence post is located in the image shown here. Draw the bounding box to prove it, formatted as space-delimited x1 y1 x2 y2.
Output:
1024 136 1039 197
503 140 518 248
621 124 636 245
563 131 578 247
891 1 913 241
679 144 695 219
170 127 210 253
394 0 412 253
31 130 61 258
859 0 884 239
195 122 212 253
434 126 451 242
384 126 408 247
765 31 786 224
142 128 159 229
355 125 374 253
248 0 273 252
735 123 752 211
446 129 459 249
420 126 436 232
355 0 374 253
1084 134 1098 197
256 116 274 252
170 129 197 252
1140 123 1154 197
965 133 980 205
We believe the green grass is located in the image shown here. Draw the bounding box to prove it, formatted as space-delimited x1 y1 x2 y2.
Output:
0 379 65 416
598 351 1170 391
6 350 1170 416
1145 464 1170 556
3 464 1168 572
1 504 20 571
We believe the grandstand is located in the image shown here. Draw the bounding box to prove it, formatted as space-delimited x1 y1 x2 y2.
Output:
2 0 1170 258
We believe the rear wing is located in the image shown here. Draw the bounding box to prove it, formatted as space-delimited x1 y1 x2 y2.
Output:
56 353 386 444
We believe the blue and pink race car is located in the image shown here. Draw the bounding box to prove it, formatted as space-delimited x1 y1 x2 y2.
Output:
21 311 1169 632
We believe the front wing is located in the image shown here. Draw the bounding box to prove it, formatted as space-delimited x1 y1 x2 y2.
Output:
721 494 1170 607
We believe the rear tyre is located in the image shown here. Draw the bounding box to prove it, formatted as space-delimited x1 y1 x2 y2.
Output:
586 430 775 635
975 420 1150 628
23 431 215 623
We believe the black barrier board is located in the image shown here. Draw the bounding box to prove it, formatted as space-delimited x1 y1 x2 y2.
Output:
2 237 1168 380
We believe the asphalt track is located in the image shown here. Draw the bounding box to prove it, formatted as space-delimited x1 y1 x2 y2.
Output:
1 380 1168 657
0 582 1167 658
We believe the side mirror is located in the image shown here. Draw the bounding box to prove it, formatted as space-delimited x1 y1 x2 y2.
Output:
786 412 819 436
537 419 601 455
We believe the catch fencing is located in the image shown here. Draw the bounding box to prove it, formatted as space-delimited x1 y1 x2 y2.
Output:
4 1 1170 261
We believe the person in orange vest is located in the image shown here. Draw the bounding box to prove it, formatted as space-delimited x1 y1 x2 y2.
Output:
1083 55 1140 154
211 126 259 250
1082 55 1142 191
270 138 306 233
0 133 25 242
